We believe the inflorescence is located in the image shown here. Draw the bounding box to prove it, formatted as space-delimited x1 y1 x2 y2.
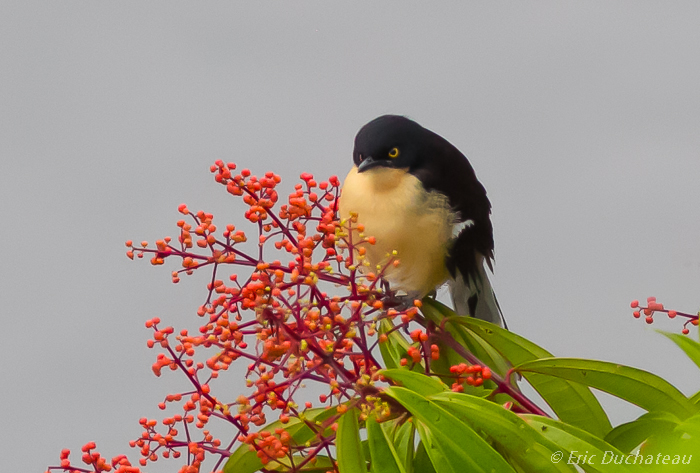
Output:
50 161 682 473
630 296 699 335
47 162 465 473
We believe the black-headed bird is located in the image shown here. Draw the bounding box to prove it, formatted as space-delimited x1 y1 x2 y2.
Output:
339 115 505 328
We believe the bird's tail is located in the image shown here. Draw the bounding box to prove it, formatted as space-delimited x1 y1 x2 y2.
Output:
448 256 506 329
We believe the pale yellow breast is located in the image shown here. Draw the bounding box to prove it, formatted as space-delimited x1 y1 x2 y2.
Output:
339 166 455 296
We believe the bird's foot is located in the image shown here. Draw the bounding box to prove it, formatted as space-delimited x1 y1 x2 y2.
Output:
381 292 421 311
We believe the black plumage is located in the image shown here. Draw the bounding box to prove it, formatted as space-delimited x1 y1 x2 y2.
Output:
341 115 505 327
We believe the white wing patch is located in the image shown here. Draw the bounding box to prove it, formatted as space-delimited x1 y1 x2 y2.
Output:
452 219 475 238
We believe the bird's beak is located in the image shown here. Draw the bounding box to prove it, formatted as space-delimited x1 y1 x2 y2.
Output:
357 156 380 173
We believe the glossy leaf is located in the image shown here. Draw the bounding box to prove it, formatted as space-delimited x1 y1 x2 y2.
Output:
387 420 415 473
676 412 700 439
432 391 577 472
268 456 335 472
413 441 436 473
380 369 447 396
361 439 371 467
604 411 680 452
421 298 512 378
691 390 700 405
522 415 636 473
516 358 698 419
636 414 700 472
446 315 611 437
384 386 516 473
366 415 406 473
337 408 367 473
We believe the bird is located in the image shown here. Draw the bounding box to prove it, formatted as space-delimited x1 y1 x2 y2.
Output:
338 115 505 328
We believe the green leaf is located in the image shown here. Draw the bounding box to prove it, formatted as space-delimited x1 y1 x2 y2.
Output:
368 420 415 473
380 369 447 396
379 318 423 372
456 323 514 378
268 455 335 472
413 441 436 473
516 358 698 419
445 315 612 437
224 407 336 473
337 408 367 473
421 298 512 378
431 391 578 472
383 386 516 473
659 330 700 371
522 415 637 473
676 412 700 440
367 415 407 473
604 411 680 452
361 439 371 467
691 390 700 405
635 414 700 472
388 421 415 473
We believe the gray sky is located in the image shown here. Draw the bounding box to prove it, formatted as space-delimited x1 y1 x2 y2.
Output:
2 2 700 472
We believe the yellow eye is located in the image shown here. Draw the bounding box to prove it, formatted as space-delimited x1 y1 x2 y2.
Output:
388 147 400 158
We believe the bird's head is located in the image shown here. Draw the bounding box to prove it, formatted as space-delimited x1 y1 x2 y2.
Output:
352 115 428 173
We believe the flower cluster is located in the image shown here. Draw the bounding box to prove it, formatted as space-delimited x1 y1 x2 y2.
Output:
47 162 550 473
631 297 699 334
397 327 440 367
449 363 493 392
50 444 139 473
48 162 437 473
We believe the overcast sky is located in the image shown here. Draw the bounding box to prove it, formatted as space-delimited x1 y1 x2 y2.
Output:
2 2 700 472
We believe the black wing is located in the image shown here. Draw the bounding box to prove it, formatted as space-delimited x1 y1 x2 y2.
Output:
409 128 494 282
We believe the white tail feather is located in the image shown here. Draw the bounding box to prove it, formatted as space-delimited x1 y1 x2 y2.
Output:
448 257 506 328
